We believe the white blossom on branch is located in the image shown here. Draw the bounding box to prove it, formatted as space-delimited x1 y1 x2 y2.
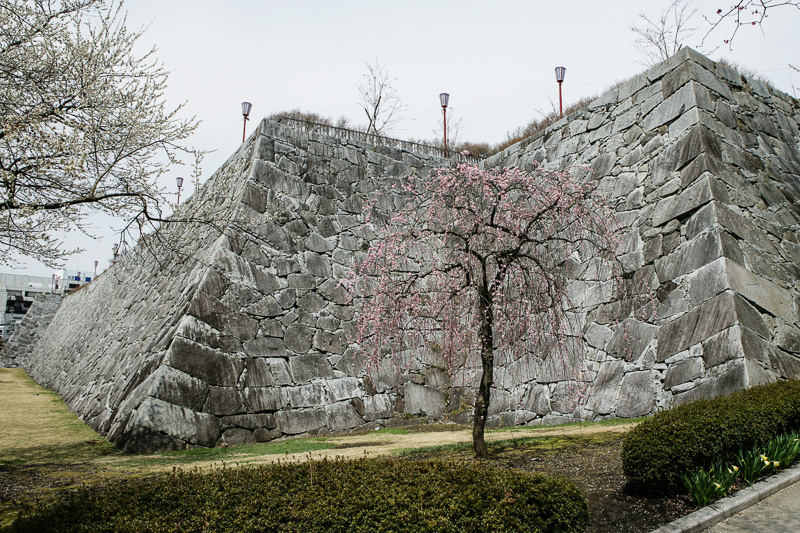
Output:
0 0 200 267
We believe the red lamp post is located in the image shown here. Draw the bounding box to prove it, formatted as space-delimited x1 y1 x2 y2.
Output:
176 176 184 204
555 66 566 117
439 92 449 157
241 101 252 143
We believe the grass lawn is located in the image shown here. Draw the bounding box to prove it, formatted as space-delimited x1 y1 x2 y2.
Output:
0 368 690 531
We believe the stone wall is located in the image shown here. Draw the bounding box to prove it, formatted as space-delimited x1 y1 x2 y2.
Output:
483 48 800 417
14 48 800 452
0 293 62 368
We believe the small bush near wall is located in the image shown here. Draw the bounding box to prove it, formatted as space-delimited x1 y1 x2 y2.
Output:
622 380 800 495
6 458 588 533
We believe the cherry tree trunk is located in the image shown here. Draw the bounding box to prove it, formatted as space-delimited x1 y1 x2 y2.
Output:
473 283 494 458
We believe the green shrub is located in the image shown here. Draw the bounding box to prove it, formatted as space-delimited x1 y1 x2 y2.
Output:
622 380 800 494
5 458 588 533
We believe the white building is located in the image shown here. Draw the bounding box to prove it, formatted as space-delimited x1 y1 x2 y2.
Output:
0 269 94 340
0 273 57 340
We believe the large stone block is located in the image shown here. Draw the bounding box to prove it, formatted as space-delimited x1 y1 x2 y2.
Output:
686 201 777 254
214 248 280 294
243 387 285 412
487 388 513 417
250 159 309 198
284 323 314 353
142 364 209 411
205 386 245 416
673 360 774 405
219 428 255 446
615 371 656 418
685 257 793 322
606 319 658 362
132 397 220 447
663 60 734 101
701 326 746 368
663 357 703 389
187 291 258 342
776 323 800 354
244 336 285 358
651 175 729 227
657 291 767 361
404 382 445 418
644 85 715 132
327 377 361 401
325 401 364 431
244 296 283 318
165 337 243 387
655 229 742 283
550 381 581 415
586 361 624 415
288 353 334 383
275 409 327 435
521 384 551 416
363 394 394 421
219 413 276 430
287 383 331 408
312 330 345 354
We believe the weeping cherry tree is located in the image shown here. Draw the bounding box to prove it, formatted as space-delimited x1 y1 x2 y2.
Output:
351 162 621 458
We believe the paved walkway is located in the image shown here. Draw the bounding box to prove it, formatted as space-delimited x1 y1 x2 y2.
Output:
706 481 800 532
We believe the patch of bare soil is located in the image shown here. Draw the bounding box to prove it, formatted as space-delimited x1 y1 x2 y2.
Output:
1 367 695 531
405 432 694 533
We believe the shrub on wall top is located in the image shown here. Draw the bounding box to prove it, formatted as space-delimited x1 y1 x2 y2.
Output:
622 379 800 494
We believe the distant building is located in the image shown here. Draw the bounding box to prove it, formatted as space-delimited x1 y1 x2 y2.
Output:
1 270 93 339
57 269 93 291
1 273 56 340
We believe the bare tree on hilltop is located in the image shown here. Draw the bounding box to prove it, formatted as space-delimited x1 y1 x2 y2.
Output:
0 0 200 268
357 59 404 139
630 0 709 65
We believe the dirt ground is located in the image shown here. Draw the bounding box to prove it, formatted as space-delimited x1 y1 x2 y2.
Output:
0 368 693 531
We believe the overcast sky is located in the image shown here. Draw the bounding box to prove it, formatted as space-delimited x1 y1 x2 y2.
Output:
9 0 800 278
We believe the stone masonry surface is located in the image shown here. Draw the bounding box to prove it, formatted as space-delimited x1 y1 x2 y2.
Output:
4 48 800 452
0 294 62 368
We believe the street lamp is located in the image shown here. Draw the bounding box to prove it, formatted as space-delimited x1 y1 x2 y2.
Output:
439 93 449 157
241 101 252 143
176 176 184 205
94 260 98 279
555 66 566 117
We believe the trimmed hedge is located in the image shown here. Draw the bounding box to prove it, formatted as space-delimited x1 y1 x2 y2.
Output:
622 379 800 495
5 457 588 533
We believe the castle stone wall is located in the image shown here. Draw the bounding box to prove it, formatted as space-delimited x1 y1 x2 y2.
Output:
11 48 800 452
1 294 62 368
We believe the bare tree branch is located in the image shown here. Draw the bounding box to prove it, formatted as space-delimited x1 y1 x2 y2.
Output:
700 0 800 48
356 59 404 139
